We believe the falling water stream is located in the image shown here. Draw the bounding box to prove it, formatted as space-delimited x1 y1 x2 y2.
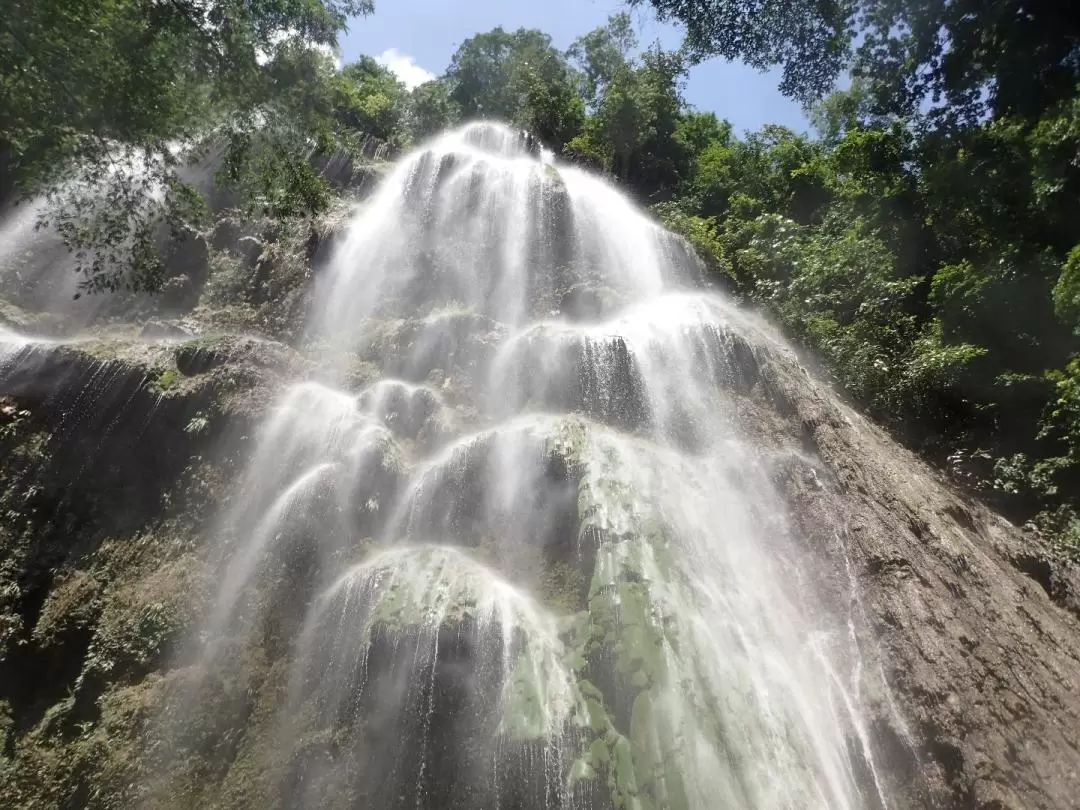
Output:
188 123 889 809
2 122 888 808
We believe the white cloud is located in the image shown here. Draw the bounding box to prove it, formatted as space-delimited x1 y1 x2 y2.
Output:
374 48 436 90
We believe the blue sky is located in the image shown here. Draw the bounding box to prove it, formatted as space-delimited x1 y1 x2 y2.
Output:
338 0 810 136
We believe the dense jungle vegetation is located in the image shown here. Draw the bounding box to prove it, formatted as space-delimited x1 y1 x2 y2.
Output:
3 0 1080 550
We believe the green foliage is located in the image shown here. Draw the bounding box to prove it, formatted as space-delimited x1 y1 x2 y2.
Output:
636 0 850 103
516 62 586 148
408 80 461 142
566 13 638 107
153 368 179 393
444 27 582 142
639 0 1080 127
570 38 690 199
651 202 727 278
2 0 375 293
1053 246 1080 334
336 56 410 144
851 0 1080 128
1035 506 1080 559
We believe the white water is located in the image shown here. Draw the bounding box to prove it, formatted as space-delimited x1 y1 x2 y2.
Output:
0 196 83 316
182 123 886 809
0 141 225 330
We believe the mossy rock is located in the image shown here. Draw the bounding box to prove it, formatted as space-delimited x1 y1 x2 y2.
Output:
559 282 626 321
175 334 296 377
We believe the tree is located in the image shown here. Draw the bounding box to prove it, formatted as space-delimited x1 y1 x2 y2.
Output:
516 66 585 148
566 13 638 107
637 0 1080 127
336 56 410 145
674 112 731 162
634 0 850 103
566 26 689 200
408 80 461 142
443 27 583 145
0 0 373 292
852 0 1080 128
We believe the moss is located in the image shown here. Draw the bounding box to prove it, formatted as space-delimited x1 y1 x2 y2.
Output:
537 561 586 615
560 444 697 810
33 570 101 646
614 580 664 689
578 679 604 702
180 333 230 352
82 552 210 684
547 417 589 476
498 650 554 742
213 659 295 809
340 358 381 390
585 698 609 733
569 755 597 784
153 367 179 392
611 734 641 808
589 736 611 764
628 690 693 810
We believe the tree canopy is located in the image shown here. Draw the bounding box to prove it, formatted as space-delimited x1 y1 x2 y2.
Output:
635 0 850 103
443 27 585 145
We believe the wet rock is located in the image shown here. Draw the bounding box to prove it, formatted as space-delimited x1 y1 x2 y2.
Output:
162 228 210 295
497 330 650 432
357 379 453 448
210 217 243 252
139 319 197 341
0 340 169 404
723 346 1080 810
174 334 296 377
305 209 352 266
363 311 507 385
235 236 264 267
0 332 283 742
558 283 625 321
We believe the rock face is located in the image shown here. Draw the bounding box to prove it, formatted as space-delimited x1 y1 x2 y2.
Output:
706 330 1080 809
0 123 1079 810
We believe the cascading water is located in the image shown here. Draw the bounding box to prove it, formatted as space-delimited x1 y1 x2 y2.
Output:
172 122 888 809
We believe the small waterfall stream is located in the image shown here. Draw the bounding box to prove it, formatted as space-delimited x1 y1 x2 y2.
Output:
179 122 887 808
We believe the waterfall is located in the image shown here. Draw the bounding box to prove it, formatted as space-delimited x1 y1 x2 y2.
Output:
153 122 886 808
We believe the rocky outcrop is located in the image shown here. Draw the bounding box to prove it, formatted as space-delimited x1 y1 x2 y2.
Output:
715 335 1080 809
0 328 305 808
